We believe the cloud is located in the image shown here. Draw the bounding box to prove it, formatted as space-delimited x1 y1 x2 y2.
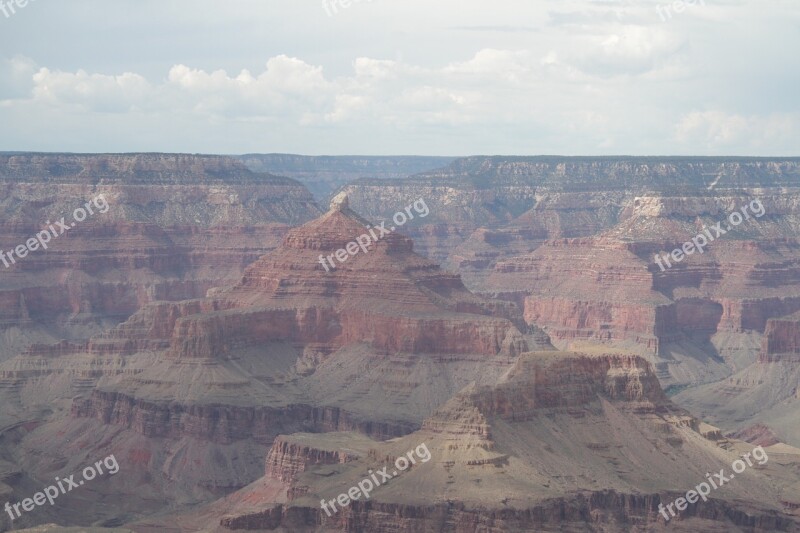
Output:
443 49 534 80
0 56 38 100
449 25 540 33
3 51 513 125
0 0 797 155
31 68 153 112
568 25 686 76
675 111 799 150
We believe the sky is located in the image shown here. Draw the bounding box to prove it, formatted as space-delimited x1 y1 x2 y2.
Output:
0 0 798 155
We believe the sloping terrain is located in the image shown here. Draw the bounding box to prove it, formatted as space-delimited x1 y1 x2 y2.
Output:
3 155 800 532
0 193 530 529
143 351 800 532
675 311 800 447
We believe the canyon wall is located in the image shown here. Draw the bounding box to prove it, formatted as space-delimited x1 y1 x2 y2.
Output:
0 153 321 360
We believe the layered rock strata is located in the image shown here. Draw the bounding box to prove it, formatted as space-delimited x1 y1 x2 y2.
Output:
8 195 529 519
0 153 321 362
675 310 800 446
157 351 800 532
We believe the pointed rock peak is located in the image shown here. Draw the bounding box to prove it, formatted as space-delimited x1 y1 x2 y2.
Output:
322 191 373 228
330 192 349 212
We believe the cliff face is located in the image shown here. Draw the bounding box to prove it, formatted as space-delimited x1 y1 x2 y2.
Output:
0 153 321 362
674 309 800 447
70 389 418 444
760 312 800 363
7 155 800 532
486 238 674 351
341 157 800 260
338 159 800 386
188 351 800 533
217 494 798 532
5 193 530 517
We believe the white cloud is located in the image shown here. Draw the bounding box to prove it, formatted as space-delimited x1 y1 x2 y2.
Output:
0 0 797 155
0 56 38 99
675 111 800 150
569 25 686 76
30 68 153 112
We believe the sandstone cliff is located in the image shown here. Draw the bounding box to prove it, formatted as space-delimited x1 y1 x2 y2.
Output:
0 153 321 364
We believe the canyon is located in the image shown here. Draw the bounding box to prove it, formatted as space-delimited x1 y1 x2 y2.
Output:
341 157 800 387
0 153 321 363
237 155 455 202
141 351 800 532
1 154 800 531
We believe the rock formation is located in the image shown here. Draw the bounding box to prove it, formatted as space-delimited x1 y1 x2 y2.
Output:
0 153 321 363
340 157 800 388
2 193 529 523
5 155 800 532
145 351 800 532
675 310 800 447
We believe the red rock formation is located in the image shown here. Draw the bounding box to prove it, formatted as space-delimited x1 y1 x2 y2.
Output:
484 238 676 354
728 424 782 447
760 311 800 362
0 153 321 361
338 158 800 389
5 194 529 519
146 193 526 362
181 351 800 532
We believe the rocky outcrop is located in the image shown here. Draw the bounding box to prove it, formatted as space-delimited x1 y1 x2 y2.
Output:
201 350 800 532
423 352 669 438
483 238 676 354
72 387 417 443
219 493 798 532
7 194 527 518
0 153 321 361
264 433 375 484
760 311 800 362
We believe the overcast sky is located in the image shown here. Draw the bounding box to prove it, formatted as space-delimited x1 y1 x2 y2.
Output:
0 0 798 155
